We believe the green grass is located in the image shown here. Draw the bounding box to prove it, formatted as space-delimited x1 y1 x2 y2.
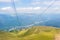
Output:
0 31 20 40
0 26 60 40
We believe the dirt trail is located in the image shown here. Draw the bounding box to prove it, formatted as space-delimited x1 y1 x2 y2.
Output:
55 33 60 40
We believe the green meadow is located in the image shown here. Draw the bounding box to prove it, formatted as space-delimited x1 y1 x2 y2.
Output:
0 26 60 40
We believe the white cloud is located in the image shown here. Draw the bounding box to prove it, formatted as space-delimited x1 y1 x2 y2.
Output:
33 7 40 10
31 0 60 7
31 0 60 12
45 7 60 13
32 2 41 5
54 1 60 5
43 1 53 5
1 7 13 11
0 0 17 2
17 7 41 13
0 7 41 14
0 7 15 15
0 6 60 14
43 1 60 6
1 7 12 10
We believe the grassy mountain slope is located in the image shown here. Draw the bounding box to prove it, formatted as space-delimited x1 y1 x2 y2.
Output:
0 26 60 40
0 31 20 40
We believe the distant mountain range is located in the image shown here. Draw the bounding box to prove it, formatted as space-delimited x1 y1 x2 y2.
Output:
0 13 60 30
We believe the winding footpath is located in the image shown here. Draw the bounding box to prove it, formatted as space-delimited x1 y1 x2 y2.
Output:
55 33 60 40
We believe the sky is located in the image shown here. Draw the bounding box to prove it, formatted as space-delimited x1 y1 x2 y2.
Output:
0 0 60 15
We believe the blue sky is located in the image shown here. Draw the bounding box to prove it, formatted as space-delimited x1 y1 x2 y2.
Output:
0 0 60 15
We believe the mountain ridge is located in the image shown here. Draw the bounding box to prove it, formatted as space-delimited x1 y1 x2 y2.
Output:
0 26 60 40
